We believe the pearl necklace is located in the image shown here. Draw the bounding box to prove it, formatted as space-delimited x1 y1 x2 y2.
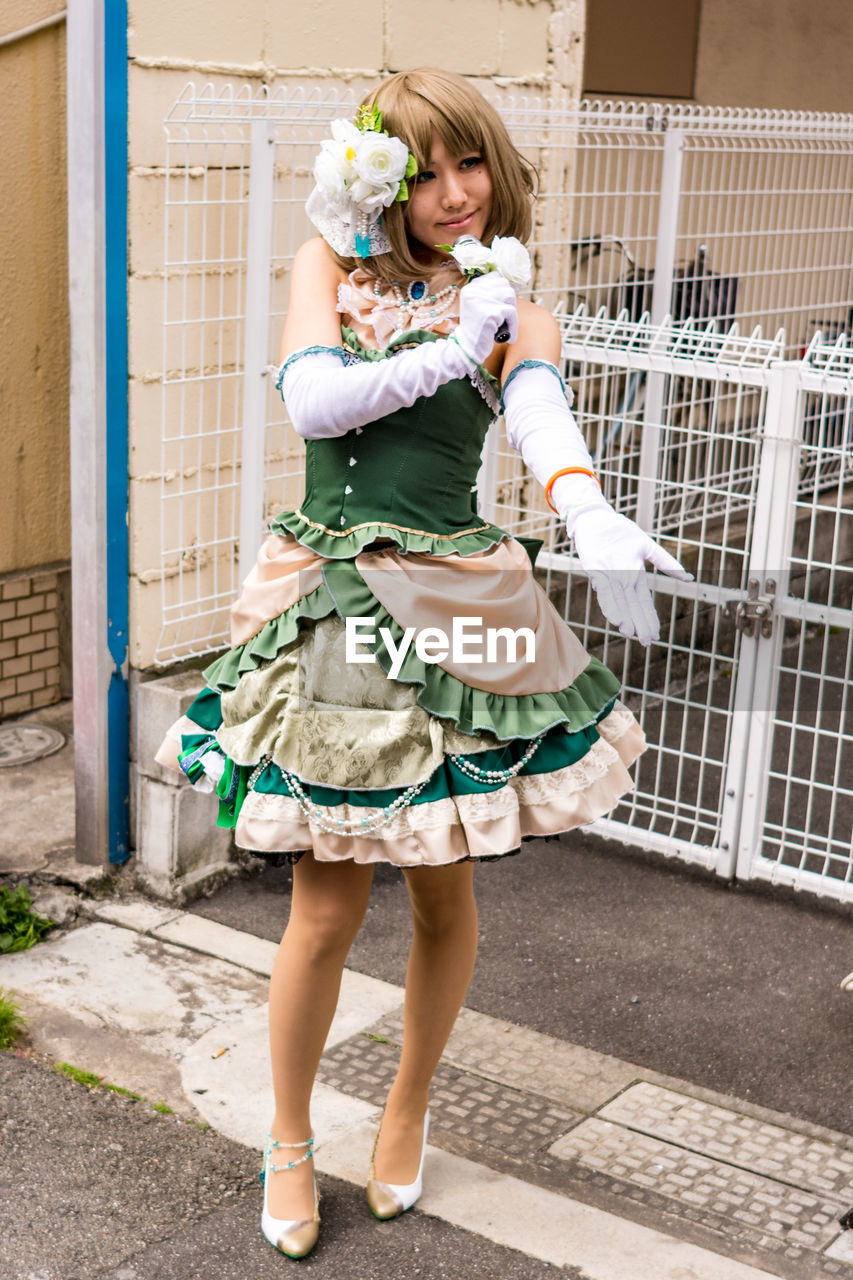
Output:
374 276 460 331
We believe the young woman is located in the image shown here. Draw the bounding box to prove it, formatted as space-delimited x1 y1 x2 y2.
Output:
157 67 687 1259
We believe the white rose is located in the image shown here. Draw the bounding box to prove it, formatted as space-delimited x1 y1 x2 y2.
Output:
348 176 398 212
330 118 362 149
450 237 494 273
355 132 410 192
490 236 532 291
313 142 352 199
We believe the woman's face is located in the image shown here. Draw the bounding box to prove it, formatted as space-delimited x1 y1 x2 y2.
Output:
406 130 493 260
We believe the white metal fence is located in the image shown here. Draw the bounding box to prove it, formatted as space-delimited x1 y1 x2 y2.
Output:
151 83 853 900
533 316 853 904
552 101 853 354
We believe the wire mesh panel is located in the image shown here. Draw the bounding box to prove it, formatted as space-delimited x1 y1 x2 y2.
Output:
156 84 358 663
536 313 784 867
740 343 853 901
558 101 853 355
153 82 853 900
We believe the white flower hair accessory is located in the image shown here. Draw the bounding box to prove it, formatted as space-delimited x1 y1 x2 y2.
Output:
440 234 532 292
306 104 418 259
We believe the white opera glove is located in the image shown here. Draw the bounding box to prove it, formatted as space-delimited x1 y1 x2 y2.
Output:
453 271 519 363
502 363 691 645
278 273 516 440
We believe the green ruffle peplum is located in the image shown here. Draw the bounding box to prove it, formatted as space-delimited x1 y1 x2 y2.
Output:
267 508 509 561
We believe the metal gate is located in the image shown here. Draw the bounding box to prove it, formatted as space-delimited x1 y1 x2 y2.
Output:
505 314 853 902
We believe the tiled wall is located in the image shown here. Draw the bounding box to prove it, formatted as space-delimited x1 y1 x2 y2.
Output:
0 567 68 719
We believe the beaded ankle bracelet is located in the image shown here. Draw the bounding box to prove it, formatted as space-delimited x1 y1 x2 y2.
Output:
265 1135 315 1174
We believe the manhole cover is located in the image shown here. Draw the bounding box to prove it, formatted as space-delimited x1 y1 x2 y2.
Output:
0 723 66 767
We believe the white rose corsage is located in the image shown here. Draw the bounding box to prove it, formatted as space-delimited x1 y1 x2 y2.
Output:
439 234 532 292
307 105 418 259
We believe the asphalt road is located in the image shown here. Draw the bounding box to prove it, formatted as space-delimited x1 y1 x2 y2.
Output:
193 832 853 1136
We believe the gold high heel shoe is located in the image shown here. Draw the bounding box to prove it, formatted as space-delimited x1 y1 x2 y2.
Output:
366 1110 430 1220
260 1134 320 1259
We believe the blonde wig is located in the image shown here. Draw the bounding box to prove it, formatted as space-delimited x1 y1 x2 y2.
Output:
333 68 537 284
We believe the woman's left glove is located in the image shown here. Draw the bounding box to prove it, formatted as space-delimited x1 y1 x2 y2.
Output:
565 505 690 645
502 362 691 645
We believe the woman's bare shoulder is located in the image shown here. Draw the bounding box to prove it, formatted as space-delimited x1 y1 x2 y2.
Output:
293 236 348 283
517 298 561 345
498 298 561 374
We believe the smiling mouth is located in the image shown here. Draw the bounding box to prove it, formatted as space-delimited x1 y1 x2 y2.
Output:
440 211 477 228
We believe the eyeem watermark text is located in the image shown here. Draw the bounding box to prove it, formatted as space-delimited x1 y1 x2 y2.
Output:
346 616 536 678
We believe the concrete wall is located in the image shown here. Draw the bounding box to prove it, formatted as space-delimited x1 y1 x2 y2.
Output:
695 0 853 112
583 0 853 112
0 4 69 577
126 0 585 672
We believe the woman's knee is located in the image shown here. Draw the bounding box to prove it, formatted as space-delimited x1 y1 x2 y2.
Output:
288 859 373 958
405 863 477 936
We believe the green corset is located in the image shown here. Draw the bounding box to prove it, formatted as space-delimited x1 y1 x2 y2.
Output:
271 328 509 558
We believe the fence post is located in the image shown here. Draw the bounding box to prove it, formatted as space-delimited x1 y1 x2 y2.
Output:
68 0 109 865
238 118 276 586
636 128 685 531
717 362 803 880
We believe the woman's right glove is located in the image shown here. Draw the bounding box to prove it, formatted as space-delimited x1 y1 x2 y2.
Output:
453 271 519 363
279 272 517 440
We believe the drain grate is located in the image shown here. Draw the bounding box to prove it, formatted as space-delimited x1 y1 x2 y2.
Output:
0 723 66 767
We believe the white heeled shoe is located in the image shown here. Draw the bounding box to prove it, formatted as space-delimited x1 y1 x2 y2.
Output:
260 1134 320 1259
366 1110 430 1220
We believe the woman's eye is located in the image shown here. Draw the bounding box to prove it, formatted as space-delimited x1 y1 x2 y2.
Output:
460 155 483 170
415 170 435 184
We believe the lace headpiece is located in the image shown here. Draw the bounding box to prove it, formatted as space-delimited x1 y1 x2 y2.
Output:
306 105 418 259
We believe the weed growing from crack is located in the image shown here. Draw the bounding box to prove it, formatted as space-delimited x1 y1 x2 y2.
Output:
0 988 27 1049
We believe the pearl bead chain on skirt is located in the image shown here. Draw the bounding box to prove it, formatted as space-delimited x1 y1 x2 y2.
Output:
246 736 544 838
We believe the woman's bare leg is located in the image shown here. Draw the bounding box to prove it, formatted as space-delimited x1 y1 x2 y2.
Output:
372 859 479 1183
267 852 375 1218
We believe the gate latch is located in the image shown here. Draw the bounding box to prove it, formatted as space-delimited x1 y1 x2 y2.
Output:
724 578 776 638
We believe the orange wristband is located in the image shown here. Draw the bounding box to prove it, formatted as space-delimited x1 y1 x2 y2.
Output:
544 466 602 513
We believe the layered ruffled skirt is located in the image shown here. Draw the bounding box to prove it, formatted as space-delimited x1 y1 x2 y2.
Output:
156 525 645 866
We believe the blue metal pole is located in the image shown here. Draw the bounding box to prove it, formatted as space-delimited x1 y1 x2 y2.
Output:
103 0 129 863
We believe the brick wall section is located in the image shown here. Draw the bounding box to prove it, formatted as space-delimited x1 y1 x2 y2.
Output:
0 569 66 719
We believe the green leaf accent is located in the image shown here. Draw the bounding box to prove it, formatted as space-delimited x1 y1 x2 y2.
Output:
395 180 409 203
356 103 383 134
405 152 418 180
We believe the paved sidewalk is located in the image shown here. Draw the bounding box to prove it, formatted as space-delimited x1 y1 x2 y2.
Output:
2 900 851 1280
